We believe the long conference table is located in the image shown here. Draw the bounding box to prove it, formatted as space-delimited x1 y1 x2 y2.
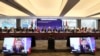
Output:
0 33 100 39
0 33 100 52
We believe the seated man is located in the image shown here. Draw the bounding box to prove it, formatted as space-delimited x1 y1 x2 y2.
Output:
53 27 58 33
16 27 22 33
9 27 15 33
0 27 2 32
41 27 47 33
28 27 34 32
3 26 9 33
47 27 52 33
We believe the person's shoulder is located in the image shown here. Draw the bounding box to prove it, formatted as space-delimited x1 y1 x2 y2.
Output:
86 44 90 47
21 46 24 49
80 45 83 48
80 45 82 47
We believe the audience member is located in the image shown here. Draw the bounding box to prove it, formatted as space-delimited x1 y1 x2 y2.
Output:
9 27 15 33
53 27 58 33
76 28 81 33
41 27 47 33
86 28 92 33
16 27 21 33
0 27 2 32
0 26 99 33
80 27 86 33
47 27 52 33
92 28 96 33
28 27 34 33
3 27 8 33
22 28 28 33
58 28 64 33
34 27 40 33
84 27 87 32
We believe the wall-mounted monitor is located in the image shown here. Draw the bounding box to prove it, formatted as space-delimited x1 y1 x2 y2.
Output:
70 37 96 54
3 37 31 54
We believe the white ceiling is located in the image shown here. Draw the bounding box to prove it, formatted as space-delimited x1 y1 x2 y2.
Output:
0 0 100 17
0 2 28 16
65 0 100 17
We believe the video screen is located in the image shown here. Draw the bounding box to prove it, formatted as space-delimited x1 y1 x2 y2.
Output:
37 19 62 30
70 37 96 53
3 37 31 54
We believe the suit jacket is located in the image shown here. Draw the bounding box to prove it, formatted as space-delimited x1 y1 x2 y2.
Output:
80 44 90 53
13 46 24 53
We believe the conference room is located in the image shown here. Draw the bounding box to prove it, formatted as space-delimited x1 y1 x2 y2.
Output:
0 0 100 56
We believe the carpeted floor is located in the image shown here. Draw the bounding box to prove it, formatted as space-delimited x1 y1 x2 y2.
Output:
0 40 100 56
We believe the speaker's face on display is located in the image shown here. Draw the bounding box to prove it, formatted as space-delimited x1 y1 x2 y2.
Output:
15 40 22 48
81 40 88 46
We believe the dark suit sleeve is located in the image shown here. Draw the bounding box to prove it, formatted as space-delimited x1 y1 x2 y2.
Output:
80 45 84 52
80 44 91 53
86 44 91 50
13 47 17 53
71 46 74 50
13 46 24 53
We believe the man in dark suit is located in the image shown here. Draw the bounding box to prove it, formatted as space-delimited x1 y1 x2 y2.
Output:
12 39 24 53
80 39 91 53
41 27 47 33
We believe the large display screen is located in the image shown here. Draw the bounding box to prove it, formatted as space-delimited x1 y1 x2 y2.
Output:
37 19 62 30
3 37 31 54
70 37 96 53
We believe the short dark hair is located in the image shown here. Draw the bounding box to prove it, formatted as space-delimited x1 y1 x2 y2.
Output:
16 38 22 41
81 39 87 41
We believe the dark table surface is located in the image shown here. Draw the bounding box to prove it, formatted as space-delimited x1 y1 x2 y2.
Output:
0 33 100 39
